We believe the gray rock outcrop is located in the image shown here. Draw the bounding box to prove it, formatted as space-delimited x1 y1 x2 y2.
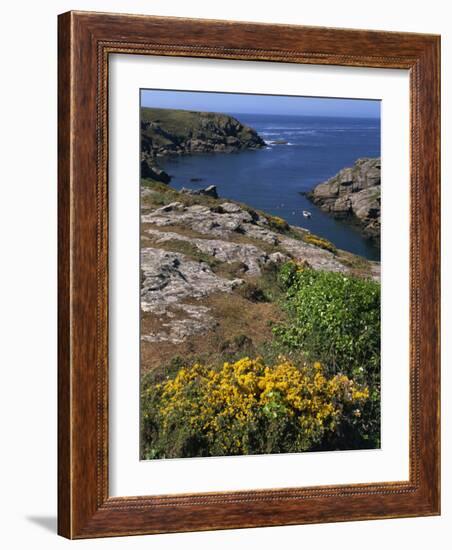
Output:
140 161 171 184
143 202 350 274
180 185 218 198
140 188 379 345
145 228 283 276
140 248 243 344
141 248 241 315
307 158 381 243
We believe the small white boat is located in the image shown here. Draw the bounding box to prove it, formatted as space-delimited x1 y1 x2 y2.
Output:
302 210 312 218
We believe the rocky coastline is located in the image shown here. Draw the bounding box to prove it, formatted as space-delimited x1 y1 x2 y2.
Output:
306 157 381 244
141 107 266 182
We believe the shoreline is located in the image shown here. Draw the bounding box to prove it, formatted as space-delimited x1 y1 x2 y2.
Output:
141 108 380 261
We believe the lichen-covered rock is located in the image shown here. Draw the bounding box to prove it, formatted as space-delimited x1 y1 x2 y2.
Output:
143 202 349 273
141 303 217 344
307 158 381 243
140 189 379 344
145 228 286 276
142 202 255 237
141 248 241 314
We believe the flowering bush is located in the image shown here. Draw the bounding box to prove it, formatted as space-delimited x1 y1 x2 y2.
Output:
266 214 290 232
141 357 369 459
302 233 337 254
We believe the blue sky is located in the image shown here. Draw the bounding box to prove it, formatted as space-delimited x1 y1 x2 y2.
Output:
140 89 380 119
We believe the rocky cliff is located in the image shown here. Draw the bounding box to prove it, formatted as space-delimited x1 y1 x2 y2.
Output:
141 107 266 181
140 181 380 358
307 158 381 243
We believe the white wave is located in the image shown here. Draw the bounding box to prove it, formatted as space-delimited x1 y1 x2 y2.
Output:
259 126 378 133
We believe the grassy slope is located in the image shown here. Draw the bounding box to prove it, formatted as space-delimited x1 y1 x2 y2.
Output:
141 179 285 372
141 107 222 132
141 107 260 143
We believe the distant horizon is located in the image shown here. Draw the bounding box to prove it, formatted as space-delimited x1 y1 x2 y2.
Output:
141 105 380 120
141 89 381 119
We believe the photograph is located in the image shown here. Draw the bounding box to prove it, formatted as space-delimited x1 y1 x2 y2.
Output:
139 89 382 460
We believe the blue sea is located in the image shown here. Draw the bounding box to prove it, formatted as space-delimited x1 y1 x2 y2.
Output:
159 114 381 261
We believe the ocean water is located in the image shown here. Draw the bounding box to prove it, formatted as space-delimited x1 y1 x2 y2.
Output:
159 114 381 261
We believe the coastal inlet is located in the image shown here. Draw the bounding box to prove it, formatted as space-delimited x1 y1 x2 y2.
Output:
152 111 381 260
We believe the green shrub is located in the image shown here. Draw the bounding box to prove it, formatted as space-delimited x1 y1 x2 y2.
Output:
273 262 381 448
274 262 380 378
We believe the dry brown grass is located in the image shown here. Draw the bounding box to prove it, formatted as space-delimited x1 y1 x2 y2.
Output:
140 291 285 373
336 249 374 279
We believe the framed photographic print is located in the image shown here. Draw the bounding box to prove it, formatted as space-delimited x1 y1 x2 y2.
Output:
58 11 440 538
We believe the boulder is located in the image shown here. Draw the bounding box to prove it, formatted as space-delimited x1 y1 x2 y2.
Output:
201 185 218 198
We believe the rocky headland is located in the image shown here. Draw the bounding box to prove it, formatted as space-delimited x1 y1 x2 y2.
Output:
306 158 381 244
141 107 266 182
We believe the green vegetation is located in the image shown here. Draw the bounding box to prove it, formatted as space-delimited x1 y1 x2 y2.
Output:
141 357 369 459
273 262 380 448
141 259 381 457
141 107 211 134
274 263 380 376
140 175 380 455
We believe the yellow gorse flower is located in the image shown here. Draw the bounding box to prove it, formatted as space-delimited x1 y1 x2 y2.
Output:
154 358 369 455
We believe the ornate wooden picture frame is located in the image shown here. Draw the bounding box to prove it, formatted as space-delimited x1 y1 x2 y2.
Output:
58 11 440 538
